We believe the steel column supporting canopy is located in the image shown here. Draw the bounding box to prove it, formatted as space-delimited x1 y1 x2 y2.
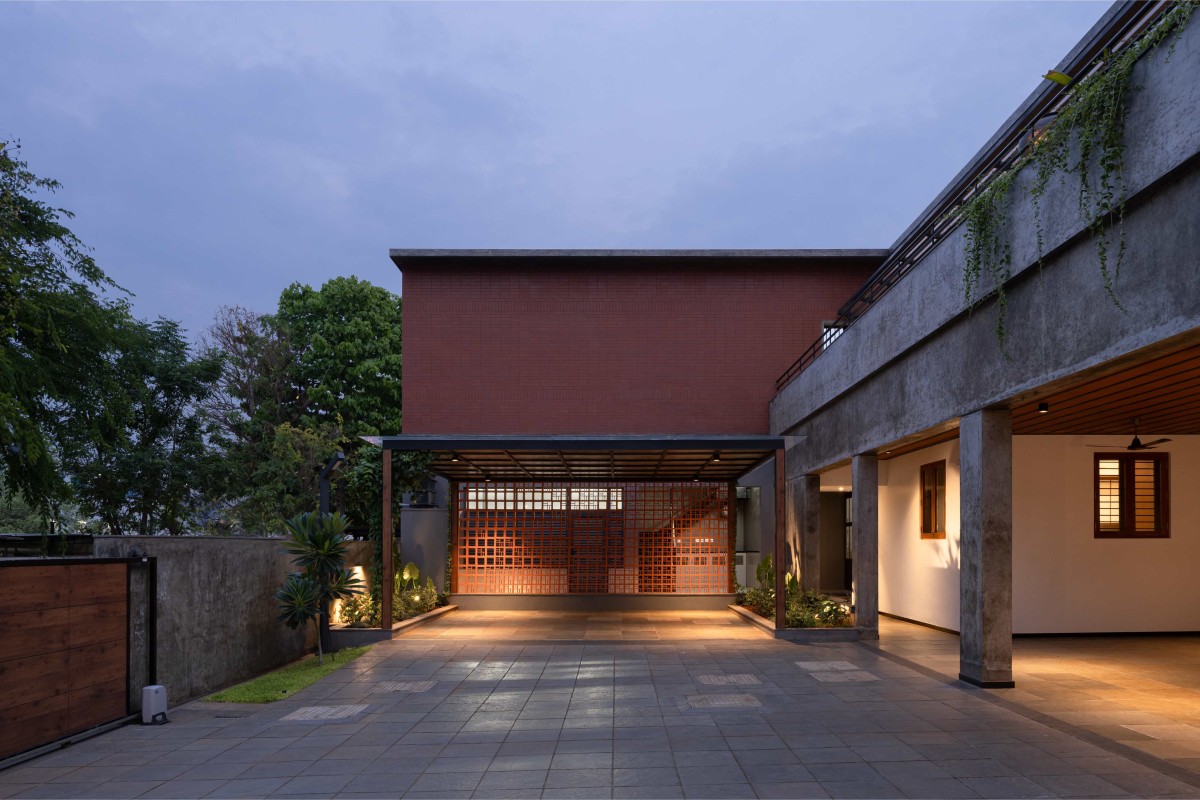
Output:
366 434 784 482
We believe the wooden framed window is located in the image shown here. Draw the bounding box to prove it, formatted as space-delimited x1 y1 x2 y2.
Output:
920 460 946 539
1095 453 1169 538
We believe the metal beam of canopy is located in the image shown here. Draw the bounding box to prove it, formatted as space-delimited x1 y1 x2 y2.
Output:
366 434 785 482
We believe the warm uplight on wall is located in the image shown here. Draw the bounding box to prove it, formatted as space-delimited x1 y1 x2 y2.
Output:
1038 402 1050 414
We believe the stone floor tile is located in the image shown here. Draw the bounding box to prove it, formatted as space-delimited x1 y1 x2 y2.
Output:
612 767 678 787
960 775 1057 799
792 747 864 765
408 771 484 793
681 783 755 799
751 782 830 799
807 763 885 783
936 758 1018 779
135 779 229 799
613 786 684 799
733 749 801 767
677 765 747 785
423 755 493 773
544 769 612 789
203 777 290 798
497 741 556 757
551 753 612 770
340 772 417 794
1097 770 1200 797
477 769 548 790
540 787 612 799
818 780 905 799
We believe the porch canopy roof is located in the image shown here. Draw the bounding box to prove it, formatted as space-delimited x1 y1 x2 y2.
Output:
369 434 784 483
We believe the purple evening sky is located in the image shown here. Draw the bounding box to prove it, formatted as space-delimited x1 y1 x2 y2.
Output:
2 1 1108 341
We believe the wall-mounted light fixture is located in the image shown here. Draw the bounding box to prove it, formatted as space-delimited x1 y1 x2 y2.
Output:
450 453 459 462
1038 402 1050 414
713 451 721 462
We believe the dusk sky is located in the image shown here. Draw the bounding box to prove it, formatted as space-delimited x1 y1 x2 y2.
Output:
3 1 1108 340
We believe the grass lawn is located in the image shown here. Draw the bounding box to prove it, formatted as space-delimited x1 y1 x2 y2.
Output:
206 645 373 703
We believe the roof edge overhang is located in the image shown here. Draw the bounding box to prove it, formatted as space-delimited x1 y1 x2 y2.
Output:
367 434 784 483
389 248 889 273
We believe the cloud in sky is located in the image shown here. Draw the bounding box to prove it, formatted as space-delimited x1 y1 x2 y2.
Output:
1 1 1107 339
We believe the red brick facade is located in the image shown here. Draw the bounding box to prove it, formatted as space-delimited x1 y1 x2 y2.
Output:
398 255 878 435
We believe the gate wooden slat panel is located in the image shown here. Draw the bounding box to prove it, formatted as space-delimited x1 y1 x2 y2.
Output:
0 607 69 662
0 695 68 759
68 640 125 692
0 651 68 710
69 564 125 606
0 567 66 613
69 602 126 649
0 561 130 761
69 678 127 732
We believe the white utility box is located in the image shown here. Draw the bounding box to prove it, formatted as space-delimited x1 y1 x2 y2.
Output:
141 685 168 725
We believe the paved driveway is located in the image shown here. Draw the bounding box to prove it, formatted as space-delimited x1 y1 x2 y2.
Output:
2 609 1199 799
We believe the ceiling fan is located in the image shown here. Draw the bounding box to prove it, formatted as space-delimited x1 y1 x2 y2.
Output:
1087 418 1172 451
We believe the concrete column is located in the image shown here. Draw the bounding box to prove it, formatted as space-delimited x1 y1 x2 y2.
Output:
774 448 786 631
958 409 1014 687
794 474 821 591
851 454 878 639
381 450 393 632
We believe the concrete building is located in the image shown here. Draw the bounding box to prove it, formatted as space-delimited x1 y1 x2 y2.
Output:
771 2 1200 686
381 2 1200 686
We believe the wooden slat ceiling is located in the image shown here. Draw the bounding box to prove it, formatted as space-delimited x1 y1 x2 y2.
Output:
1011 343 1200 435
876 340 1200 459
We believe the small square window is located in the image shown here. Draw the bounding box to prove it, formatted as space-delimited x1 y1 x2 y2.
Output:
1094 453 1169 538
920 460 946 539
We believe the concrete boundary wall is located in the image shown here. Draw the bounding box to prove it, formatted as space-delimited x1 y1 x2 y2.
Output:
93 537 371 704
771 19 1200 474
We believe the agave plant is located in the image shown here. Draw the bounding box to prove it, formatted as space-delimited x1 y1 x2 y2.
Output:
278 511 364 663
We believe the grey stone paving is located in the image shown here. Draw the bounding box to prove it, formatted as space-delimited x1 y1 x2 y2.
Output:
3 611 1200 799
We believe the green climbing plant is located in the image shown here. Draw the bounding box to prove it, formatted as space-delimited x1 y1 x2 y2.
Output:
954 1 1196 348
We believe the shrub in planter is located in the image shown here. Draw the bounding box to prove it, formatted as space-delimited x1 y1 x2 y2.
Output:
738 553 851 628
340 564 445 627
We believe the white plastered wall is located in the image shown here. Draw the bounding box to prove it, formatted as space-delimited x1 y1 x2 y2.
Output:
877 440 961 632
1012 435 1200 633
876 435 1200 634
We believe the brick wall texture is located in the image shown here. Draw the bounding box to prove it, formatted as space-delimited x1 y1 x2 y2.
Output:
401 260 876 435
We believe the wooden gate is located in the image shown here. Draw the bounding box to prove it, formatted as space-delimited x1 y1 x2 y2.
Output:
0 561 130 761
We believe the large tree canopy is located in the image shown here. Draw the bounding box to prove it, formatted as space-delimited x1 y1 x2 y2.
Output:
206 277 421 534
0 140 126 516
275 276 404 439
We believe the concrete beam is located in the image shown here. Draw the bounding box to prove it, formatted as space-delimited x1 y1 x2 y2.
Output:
958 409 1014 688
771 20 1200 476
851 454 879 639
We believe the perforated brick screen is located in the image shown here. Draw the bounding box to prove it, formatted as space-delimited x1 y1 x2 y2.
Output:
453 482 731 594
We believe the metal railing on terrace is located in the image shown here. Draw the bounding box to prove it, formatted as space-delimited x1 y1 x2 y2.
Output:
775 0 1178 392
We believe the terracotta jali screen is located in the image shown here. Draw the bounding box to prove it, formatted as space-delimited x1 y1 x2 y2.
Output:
453 482 732 594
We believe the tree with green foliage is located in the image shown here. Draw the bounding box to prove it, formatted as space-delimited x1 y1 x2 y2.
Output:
274 276 404 439
57 317 225 535
204 277 421 534
0 139 131 521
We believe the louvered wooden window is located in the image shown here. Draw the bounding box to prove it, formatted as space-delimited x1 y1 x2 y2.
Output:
1094 453 1169 538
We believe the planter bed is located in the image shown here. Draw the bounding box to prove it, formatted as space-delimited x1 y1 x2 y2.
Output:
730 604 874 642
330 604 457 649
